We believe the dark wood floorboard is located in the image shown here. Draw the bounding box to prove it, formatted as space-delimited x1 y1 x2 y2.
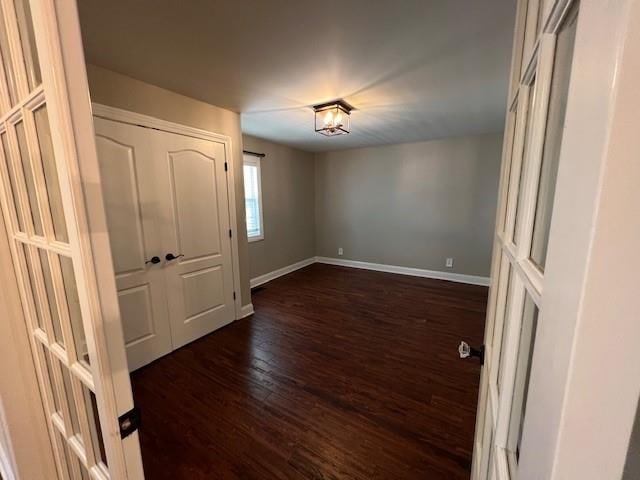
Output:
131 263 487 479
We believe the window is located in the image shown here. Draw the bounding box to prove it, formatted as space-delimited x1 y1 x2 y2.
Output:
243 154 263 241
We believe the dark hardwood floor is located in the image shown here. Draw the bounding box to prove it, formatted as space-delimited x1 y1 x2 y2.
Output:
131 263 487 479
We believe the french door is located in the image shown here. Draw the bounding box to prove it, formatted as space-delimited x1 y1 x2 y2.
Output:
472 0 581 478
0 1 143 479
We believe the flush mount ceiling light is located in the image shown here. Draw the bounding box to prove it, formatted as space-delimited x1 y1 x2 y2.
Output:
313 100 353 136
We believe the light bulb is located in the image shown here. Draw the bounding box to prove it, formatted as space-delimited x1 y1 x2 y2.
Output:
324 110 334 127
334 110 343 127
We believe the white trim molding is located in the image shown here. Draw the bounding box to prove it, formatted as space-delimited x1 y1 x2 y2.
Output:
238 303 254 319
250 256 489 289
250 257 316 288
315 257 490 286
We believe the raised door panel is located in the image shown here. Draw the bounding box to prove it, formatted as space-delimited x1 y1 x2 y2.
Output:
169 149 221 260
94 135 145 274
93 118 172 371
118 284 155 346
155 130 235 348
182 266 225 320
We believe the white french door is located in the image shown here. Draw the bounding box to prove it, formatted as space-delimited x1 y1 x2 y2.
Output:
472 0 581 478
0 1 142 479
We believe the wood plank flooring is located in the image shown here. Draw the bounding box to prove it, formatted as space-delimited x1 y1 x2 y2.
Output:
131 263 487 479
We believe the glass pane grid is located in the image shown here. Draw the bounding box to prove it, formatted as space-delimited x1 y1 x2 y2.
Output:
2 104 67 244
48 354 107 476
0 1 112 477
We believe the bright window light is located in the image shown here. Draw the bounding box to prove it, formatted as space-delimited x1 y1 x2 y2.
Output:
243 155 263 241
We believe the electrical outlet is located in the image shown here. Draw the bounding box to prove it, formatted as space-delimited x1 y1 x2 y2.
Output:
446 257 454 268
338 247 344 256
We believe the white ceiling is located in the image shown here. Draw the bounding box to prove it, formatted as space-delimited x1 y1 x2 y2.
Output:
79 0 516 152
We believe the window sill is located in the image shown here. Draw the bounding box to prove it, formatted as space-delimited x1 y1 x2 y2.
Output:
248 235 264 243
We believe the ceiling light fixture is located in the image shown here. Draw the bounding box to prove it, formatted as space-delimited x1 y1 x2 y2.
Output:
313 100 353 136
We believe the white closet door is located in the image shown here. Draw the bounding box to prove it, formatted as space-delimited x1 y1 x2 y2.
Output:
93 118 172 371
155 129 236 348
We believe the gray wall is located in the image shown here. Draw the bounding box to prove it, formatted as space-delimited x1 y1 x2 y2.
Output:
314 134 502 277
243 135 316 279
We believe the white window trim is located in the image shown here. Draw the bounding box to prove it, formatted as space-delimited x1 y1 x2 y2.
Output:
243 154 264 242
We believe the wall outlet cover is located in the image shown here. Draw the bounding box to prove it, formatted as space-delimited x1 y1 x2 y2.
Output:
446 257 454 268
338 247 344 256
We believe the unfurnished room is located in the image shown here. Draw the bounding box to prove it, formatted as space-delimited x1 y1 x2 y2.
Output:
0 1 638 480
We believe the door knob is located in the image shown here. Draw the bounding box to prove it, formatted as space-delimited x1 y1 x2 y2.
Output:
145 256 161 265
165 253 184 261
459 341 485 365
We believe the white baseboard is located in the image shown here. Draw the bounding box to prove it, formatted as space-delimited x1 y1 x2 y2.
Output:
239 303 254 319
314 256 490 286
250 257 316 288
248 256 489 290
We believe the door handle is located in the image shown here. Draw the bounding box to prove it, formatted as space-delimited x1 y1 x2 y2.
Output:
165 253 184 261
145 256 161 265
459 341 485 365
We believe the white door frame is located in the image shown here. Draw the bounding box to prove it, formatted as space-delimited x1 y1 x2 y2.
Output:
91 103 244 320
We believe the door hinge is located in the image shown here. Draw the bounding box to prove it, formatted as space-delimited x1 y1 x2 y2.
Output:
118 407 141 439
224 162 228 172
229 229 232 238
233 291 236 300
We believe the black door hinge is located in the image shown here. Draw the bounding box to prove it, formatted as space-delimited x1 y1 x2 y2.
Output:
119 407 141 439
224 162 228 172
233 291 236 300
229 229 232 238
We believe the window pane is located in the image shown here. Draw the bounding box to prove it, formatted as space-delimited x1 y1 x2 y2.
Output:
39 343 61 414
530 5 579 270
16 120 44 235
500 108 519 233
507 294 539 471
2 131 25 231
82 384 108 467
21 242 44 329
13 0 41 90
497 267 514 393
55 431 73 479
59 255 90 366
0 3 18 107
512 78 537 244
38 248 64 346
59 364 81 441
34 105 68 242
243 162 262 238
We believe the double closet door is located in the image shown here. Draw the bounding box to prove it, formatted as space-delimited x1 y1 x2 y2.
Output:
94 116 236 371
